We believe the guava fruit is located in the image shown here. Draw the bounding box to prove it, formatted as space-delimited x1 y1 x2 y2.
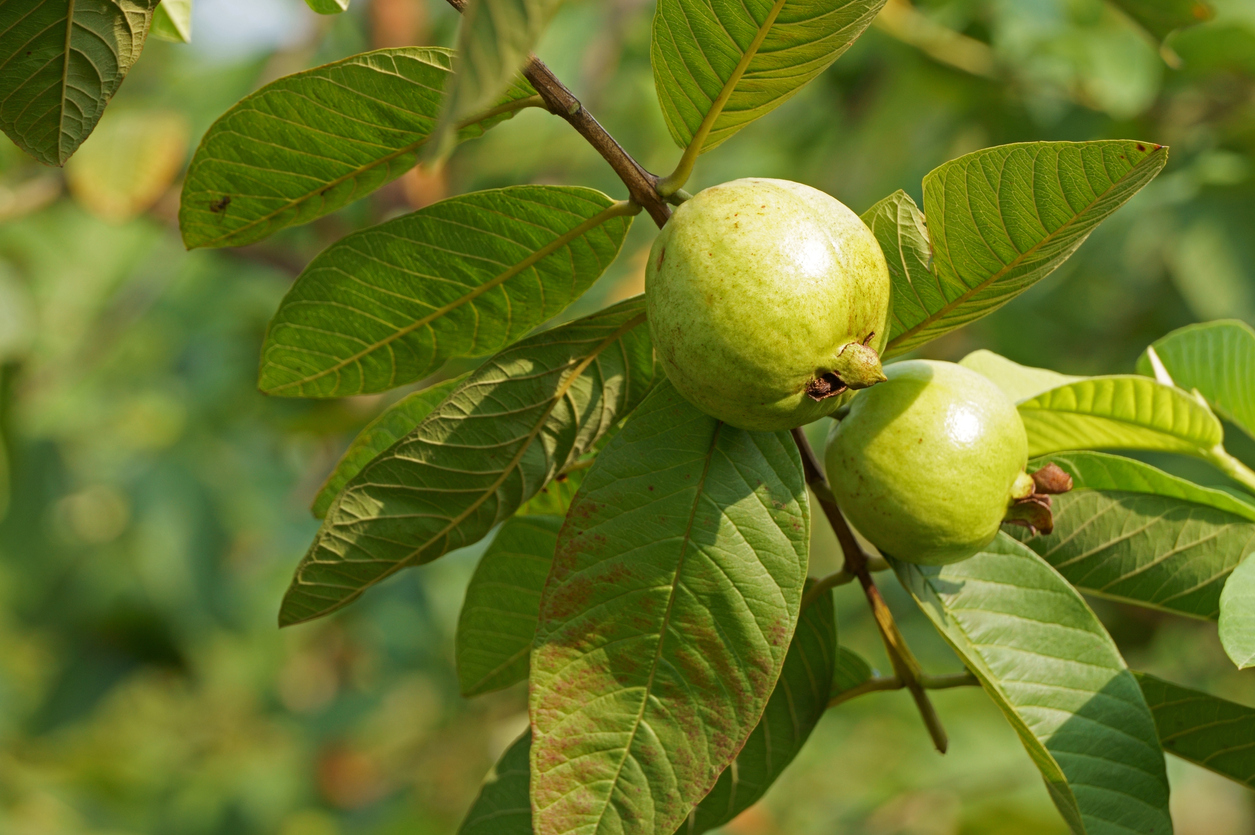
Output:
645 178 892 431
824 360 1030 565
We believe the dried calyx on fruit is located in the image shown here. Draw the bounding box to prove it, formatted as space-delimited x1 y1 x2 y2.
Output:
824 360 1070 566
645 177 891 431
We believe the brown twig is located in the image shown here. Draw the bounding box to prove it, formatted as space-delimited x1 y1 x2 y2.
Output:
441 0 672 227
791 428 949 753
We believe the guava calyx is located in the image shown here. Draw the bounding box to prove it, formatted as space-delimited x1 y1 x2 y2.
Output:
805 333 887 402
1001 462 1075 535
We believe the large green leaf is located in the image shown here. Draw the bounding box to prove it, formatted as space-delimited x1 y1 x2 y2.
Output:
894 534 1172 835
530 381 808 835
1107 0 1213 42
179 48 538 249
959 349 1084 404
456 514 560 697
311 376 466 518
458 585 834 835
279 298 656 626
1137 320 1255 440
1220 556 1255 669
0 0 159 166
260 186 634 398
885 141 1168 356
442 0 562 134
861 190 932 354
683 582 834 834
1013 451 1255 619
1018 375 1223 458
150 0 191 42
1136 672 1255 788
651 0 886 155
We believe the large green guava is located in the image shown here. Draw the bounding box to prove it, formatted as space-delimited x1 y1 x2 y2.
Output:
645 178 892 431
824 360 1031 565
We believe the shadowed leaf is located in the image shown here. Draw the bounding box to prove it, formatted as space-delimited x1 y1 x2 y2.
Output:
1136 672 1255 788
1220 556 1255 668
0 0 159 166
279 298 656 626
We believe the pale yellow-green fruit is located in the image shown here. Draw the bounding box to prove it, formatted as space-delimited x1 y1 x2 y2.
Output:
645 178 892 431
824 360 1029 565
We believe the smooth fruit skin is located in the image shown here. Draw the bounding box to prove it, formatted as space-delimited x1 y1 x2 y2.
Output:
825 360 1029 565
645 178 891 431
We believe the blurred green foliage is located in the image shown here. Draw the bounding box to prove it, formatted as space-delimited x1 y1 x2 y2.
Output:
2 0 1255 832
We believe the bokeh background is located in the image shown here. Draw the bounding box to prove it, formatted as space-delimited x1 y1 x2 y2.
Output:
3 0 1255 832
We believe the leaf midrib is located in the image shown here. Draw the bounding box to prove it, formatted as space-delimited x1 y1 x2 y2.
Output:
887 147 1164 351
265 199 624 395
282 312 645 625
57 0 74 165
586 419 723 835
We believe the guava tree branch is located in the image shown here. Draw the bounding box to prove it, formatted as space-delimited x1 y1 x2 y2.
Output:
441 0 672 227
791 427 950 754
828 670 979 709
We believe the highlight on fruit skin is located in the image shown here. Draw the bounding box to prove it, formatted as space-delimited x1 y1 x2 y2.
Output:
824 360 1031 566
645 177 892 432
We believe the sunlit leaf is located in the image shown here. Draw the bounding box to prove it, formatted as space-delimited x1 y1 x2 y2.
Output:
180 48 538 249
894 534 1172 835
1018 375 1223 458
1136 672 1255 788
279 298 656 626
0 0 159 166
311 375 466 519
459 581 833 835
260 186 634 398
456 514 560 697
64 109 188 223
151 0 191 42
1013 451 1255 619
861 190 932 355
1138 319 1255 440
959 350 1084 403
530 381 808 835
886 141 1168 356
1220 557 1255 669
652 0 886 154
1108 0 1213 42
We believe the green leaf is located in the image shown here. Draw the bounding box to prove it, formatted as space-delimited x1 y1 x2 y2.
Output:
304 0 349 13
179 48 538 249
456 514 560 697
1107 0 1213 42
311 375 466 519
458 585 834 835
832 645 875 696
443 0 561 131
886 141 1168 356
894 534 1172 835
651 0 886 154
279 298 656 626
260 186 634 398
151 0 191 42
1014 451 1255 619
1137 320 1255 440
1136 672 1255 788
861 190 932 355
530 381 809 835
959 350 1084 404
683 583 835 834
515 468 585 517
1220 556 1255 668
0 0 159 166
459 731 532 835
1018 375 1223 458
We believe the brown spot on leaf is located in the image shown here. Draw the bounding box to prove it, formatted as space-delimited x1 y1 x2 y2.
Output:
209 195 231 213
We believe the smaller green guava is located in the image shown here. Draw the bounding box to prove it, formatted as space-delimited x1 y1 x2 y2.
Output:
645 178 892 431
824 360 1031 565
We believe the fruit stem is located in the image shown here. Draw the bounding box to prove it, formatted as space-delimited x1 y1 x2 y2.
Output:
828 670 980 709
791 428 950 753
